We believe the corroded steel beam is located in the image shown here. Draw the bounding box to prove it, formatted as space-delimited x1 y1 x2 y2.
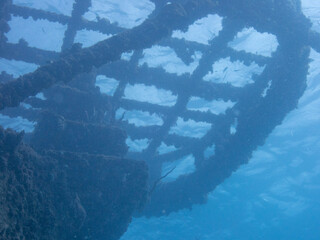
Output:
0 0 217 110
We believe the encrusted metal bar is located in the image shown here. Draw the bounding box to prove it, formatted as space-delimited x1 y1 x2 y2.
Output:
0 1 218 110
8 4 69 24
0 42 59 65
61 0 91 51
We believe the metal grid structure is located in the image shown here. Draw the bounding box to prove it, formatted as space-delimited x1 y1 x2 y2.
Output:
1 0 320 216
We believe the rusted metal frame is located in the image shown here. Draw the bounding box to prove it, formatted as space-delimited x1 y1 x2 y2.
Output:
0 0 218 111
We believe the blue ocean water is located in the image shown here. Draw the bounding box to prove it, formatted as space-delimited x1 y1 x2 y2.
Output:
122 105 320 239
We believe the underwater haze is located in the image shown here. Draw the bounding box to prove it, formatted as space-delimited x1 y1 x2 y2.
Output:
1 0 320 239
